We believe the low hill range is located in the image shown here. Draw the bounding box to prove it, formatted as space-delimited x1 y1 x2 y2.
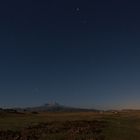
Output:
23 102 99 112
0 102 98 113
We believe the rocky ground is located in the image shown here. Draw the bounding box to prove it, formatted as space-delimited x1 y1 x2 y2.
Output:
0 120 106 140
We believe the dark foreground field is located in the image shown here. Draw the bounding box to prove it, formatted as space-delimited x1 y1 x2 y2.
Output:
0 111 140 140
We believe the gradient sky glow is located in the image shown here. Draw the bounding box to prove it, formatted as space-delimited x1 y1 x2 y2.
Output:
1 0 140 109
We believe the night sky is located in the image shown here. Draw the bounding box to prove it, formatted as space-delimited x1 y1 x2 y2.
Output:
0 0 140 109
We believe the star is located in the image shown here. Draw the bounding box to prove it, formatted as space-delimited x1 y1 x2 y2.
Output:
76 7 80 12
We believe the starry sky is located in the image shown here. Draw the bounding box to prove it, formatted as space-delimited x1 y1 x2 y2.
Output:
0 0 140 109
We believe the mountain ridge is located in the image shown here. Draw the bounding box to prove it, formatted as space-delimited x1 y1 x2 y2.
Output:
16 102 99 112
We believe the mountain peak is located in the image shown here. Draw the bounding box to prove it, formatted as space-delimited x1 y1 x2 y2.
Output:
44 102 61 107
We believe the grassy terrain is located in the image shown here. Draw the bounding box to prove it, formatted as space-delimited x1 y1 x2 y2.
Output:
0 111 140 139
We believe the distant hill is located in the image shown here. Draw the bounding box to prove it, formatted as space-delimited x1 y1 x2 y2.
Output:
0 102 99 113
18 102 99 112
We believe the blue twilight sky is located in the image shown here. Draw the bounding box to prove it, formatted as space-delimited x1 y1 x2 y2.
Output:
0 0 140 109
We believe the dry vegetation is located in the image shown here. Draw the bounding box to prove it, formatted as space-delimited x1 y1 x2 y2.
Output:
0 111 140 140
